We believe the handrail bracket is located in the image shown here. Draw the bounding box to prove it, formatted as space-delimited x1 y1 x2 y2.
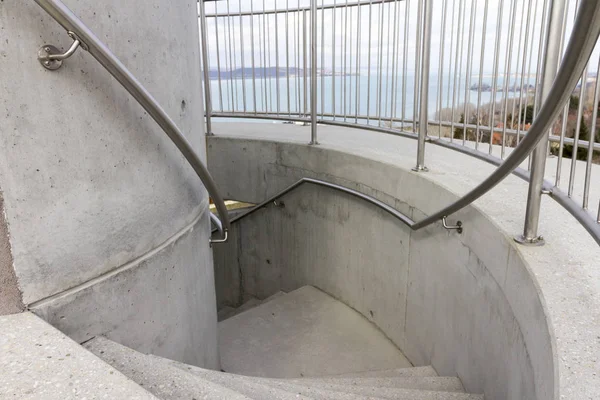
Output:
442 217 463 234
38 31 86 70
210 229 229 246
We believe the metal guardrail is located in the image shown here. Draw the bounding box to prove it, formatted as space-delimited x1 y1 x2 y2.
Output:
200 0 600 246
34 0 231 243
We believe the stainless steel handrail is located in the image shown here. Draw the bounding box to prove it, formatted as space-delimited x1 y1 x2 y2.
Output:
211 178 418 231
215 174 600 246
34 0 230 241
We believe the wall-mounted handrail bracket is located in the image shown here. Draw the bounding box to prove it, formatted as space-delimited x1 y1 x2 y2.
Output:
442 217 463 234
209 229 228 246
38 31 85 70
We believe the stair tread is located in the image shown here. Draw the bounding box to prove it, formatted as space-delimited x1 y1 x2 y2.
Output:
84 337 252 400
280 376 465 392
307 366 438 379
233 297 262 313
219 285 412 378
217 306 237 322
168 358 480 400
221 291 288 322
165 356 374 400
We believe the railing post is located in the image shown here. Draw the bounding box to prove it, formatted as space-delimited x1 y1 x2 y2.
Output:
309 0 318 145
516 0 567 245
413 0 432 172
199 1 213 136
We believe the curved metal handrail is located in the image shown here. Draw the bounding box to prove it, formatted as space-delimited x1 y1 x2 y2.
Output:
34 0 230 241
210 178 467 235
228 178 416 227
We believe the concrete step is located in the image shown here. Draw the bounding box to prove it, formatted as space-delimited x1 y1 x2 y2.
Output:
282 376 465 392
305 365 438 379
219 291 287 322
0 313 156 400
168 359 481 400
219 285 412 378
84 336 251 400
260 290 287 305
231 297 262 314
217 306 236 322
161 355 364 400
271 383 483 400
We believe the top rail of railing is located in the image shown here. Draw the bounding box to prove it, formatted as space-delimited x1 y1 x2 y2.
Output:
204 0 399 17
34 0 231 241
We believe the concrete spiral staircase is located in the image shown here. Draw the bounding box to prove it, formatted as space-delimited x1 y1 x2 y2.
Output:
85 286 484 399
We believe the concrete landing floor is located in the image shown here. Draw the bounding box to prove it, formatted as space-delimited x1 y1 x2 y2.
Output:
219 285 412 378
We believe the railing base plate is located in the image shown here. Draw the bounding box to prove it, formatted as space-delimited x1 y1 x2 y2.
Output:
514 234 546 247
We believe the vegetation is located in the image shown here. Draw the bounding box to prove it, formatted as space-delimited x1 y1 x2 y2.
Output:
569 95 579 111
556 116 600 161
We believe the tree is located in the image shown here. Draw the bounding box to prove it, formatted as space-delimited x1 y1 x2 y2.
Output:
561 116 599 161
453 114 465 140
520 105 534 125
453 113 478 141
569 95 579 111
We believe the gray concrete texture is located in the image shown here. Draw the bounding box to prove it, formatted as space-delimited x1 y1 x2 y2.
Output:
85 336 249 400
0 312 156 399
219 286 412 378
86 303 484 399
0 0 207 304
0 192 23 315
207 123 578 400
0 0 219 369
32 210 220 369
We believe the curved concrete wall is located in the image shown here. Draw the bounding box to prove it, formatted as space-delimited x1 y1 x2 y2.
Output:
0 1 218 368
208 131 555 400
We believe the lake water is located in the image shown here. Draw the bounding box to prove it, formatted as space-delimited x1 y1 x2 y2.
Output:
207 74 538 123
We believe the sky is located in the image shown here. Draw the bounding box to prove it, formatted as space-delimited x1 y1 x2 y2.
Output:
199 0 597 79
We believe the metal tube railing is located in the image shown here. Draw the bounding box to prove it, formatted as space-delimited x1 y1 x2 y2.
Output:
188 0 600 247
414 0 432 172
310 0 318 144
199 1 214 136
412 0 600 231
518 0 567 245
34 0 231 242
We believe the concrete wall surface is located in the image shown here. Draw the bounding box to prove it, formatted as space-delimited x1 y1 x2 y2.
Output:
0 0 218 368
207 124 562 400
0 193 24 315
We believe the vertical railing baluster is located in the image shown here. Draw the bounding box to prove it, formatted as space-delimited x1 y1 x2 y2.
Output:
355 1 362 123
239 1 247 113
199 0 213 136
214 15 224 112
286 1 291 116
412 0 423 134
310 0 318 144
475 0 489 150
401 0 409 127
500 0 518 158
517 0 567 245
414 0 433 172
488 0 504 155
437 0 448 139
583 54 600 210
321 0 325 118
250 1 257 114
